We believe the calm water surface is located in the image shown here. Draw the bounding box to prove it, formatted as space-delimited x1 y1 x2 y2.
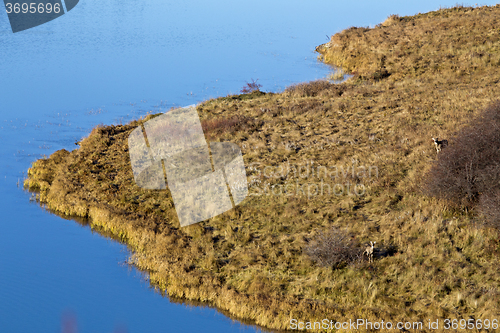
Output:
1 1 497 332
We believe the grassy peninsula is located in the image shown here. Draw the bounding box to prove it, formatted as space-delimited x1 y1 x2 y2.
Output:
26 5 500 332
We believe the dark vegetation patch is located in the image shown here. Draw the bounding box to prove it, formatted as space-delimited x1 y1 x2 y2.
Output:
305 227 363 268
424 100 500 228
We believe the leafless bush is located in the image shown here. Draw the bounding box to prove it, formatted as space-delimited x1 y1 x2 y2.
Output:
240 78 262 94
305 227 363 268
423 100 500 213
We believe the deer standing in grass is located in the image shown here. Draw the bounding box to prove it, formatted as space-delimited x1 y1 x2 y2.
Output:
432 137 448 154
363 241 376 263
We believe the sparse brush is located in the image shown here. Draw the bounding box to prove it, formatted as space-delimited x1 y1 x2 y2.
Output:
240 78 262 94
305 227 362 268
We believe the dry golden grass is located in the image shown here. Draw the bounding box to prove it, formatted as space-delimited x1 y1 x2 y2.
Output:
25 4 500 332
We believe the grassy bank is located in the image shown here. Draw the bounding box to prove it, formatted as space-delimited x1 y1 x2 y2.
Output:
26 5 500 332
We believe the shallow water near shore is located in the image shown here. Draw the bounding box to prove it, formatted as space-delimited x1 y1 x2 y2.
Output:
1 1 499 332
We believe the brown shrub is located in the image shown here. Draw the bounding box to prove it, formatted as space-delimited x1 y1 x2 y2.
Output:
423 101 500 211
240 78 262 94
285 80 338 97
304 227 363 268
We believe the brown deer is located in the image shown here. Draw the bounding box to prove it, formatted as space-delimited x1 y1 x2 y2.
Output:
363 241 376 263
432 137 448 153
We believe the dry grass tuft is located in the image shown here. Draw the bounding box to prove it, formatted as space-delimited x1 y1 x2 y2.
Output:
201 115 262 141
285 80 341 97
381 14 401 27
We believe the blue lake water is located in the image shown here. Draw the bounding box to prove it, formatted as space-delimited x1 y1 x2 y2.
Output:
0 1 497 332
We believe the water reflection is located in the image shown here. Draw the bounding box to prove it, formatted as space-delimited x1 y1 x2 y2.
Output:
62 311 128 333
29 197 280 333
